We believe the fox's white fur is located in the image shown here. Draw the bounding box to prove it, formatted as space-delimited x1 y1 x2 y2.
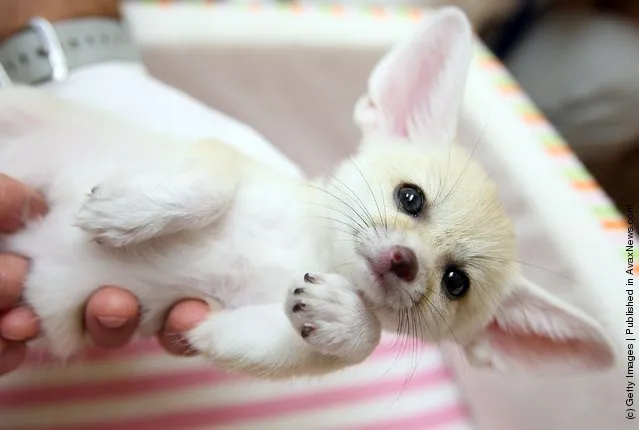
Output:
0 8 615 378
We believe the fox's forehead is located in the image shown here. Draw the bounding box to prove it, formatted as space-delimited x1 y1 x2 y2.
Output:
358 141 475 178
346 142 516 258
356 143 498 204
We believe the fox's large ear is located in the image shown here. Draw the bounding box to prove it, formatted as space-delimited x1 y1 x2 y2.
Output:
463 276 616 374
354 7 473 144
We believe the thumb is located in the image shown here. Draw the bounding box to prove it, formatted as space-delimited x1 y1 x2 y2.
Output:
0 173 47 233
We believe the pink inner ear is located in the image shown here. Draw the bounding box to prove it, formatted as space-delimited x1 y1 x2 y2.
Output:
378 35 454 139
369 9 471 143
485 320 614 370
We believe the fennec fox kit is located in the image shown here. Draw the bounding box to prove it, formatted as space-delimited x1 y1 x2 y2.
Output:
0 8 614 378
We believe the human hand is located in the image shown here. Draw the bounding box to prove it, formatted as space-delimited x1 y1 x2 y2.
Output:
0 173 209 377
84 287 210 356
0 173 47 375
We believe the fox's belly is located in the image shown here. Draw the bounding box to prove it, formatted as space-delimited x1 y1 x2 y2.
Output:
3 179 318 317
185 206 322 309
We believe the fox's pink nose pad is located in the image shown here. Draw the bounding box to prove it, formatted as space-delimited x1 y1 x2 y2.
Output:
389 246 418 282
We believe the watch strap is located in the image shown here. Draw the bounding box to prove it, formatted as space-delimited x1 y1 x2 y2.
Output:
0 17 139 86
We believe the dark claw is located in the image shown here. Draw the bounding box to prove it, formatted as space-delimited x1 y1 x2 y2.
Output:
304 273 317 283
301 324 315 338
293 288 304 295
292 302 305 313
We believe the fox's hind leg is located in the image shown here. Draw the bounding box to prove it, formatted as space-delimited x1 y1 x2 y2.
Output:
74 138 249 248
75 170 235 247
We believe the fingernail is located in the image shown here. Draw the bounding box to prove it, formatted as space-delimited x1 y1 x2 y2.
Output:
20 193 47 223
97 316 128 329
2 332 22 342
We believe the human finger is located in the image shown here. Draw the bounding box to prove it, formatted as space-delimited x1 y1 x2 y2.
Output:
84 286 140 349
158 300 209 356
0 173 47 233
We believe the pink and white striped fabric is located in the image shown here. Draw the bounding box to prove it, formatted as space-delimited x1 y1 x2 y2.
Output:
0 335 473 429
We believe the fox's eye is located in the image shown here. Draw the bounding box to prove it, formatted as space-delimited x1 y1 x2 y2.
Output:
395 184 425 216
442 266 470 299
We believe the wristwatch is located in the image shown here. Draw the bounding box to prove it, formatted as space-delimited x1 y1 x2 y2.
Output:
0 17 139 87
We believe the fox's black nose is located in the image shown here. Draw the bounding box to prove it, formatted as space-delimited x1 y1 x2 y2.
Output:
389 246 418 282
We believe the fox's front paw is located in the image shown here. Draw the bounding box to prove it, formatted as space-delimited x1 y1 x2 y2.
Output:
285 273 381 363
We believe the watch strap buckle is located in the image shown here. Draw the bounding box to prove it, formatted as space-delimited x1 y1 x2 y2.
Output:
28 17 70 83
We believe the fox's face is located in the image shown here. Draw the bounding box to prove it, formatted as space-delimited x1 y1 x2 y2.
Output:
325 140 517 344
320 7 615 373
